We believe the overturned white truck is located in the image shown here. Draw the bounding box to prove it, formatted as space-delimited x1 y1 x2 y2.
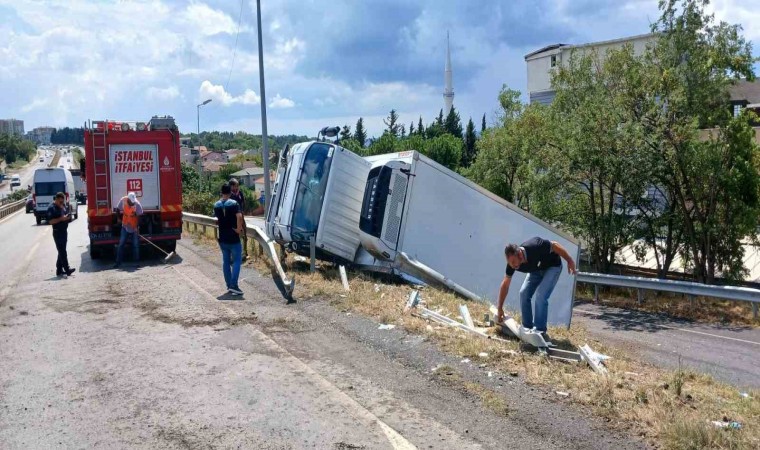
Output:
266 141 580 327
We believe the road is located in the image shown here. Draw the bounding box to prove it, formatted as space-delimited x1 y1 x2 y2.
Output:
0 149 49 199
0 209 641 449
0 146 81 200
574 302 760 389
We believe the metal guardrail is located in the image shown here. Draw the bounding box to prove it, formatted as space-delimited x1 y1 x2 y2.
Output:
0 199 25 220
577 272 760 318
181 211 757 317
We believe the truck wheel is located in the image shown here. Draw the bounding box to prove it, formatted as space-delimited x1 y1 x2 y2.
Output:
89 246 101 260
36 215 42 225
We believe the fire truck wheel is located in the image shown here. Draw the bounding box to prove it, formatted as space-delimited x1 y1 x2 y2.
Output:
36 215 42 225
89 246 101 260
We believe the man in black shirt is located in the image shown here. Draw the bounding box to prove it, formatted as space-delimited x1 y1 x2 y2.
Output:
228 178 248 261
47 192 76 278
214 183 244 296
496 236 576 340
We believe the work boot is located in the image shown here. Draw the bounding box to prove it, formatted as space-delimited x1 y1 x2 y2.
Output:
65 268 76 276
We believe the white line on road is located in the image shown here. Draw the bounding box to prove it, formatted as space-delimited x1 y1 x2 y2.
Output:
169 264 418 450
574 308 760 346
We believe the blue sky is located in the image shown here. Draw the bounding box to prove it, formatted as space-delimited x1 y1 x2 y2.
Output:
1 0 758 138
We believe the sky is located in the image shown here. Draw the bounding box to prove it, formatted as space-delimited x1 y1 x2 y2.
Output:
1 0 758 138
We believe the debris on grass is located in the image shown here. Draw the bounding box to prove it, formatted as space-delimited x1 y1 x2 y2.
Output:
378 324 396 330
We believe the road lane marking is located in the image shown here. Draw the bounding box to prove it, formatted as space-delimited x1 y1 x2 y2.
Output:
169 264 418 450
574 308 760 346
24 242 41 263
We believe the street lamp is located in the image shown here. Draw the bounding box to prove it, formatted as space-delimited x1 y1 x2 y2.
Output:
196 99 212 191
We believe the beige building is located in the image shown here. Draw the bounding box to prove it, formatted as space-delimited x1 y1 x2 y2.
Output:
524 33 656 105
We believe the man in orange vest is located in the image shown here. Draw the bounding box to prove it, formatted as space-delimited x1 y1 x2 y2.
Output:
114 191 143 268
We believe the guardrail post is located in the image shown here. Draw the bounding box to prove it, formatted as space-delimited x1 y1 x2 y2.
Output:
309 235 316 273
637 288 644 304
594 285 599 304
752 302 758 320
688 294 695 309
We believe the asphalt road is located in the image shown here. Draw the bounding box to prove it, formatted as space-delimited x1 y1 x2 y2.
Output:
574 302 760 389
0 146 81 200
0 209 641 449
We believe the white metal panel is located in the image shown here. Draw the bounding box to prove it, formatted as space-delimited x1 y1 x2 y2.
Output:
109 144 160 210
395 152 580 327
316 146 371 261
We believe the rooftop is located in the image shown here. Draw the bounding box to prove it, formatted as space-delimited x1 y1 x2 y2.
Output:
524 32 657 60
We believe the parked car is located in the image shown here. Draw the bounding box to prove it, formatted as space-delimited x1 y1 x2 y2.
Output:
25 196 35 213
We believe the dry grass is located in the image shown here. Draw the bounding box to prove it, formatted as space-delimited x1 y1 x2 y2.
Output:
190 228 760 449
577 284 759 328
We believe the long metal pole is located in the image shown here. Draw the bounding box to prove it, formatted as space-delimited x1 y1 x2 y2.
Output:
256 0 271 214
197 104 202 192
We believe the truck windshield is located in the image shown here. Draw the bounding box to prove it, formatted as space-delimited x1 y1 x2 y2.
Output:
35 182 66 196
291 143 332 242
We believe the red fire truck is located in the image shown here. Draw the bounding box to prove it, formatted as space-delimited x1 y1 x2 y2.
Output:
82 116 183 259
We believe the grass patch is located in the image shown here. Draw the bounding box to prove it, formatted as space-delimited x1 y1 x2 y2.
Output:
190 227 760 449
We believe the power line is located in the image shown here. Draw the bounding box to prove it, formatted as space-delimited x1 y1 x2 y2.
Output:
225 0 245 92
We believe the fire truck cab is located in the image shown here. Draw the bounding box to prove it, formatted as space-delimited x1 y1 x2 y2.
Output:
83 116 183 260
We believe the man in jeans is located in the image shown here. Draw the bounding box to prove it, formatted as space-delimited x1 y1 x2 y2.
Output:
114 192 143 268
214 183 244 296
496 236 576 343
228 178 248 261
47 192 75 278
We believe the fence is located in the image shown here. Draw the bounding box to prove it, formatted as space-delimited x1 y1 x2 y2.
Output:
577 272 760 319
0 199 25 221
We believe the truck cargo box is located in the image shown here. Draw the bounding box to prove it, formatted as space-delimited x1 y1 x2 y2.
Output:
359 151 580 327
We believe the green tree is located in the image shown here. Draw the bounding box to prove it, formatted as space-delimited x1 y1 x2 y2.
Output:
354 117 367 148
367 132 398 156
444 106 463 138
417 116 424 136
640 0 759 282
180 162 201 192
422 134 463 170
409 121 415 135
384 109 401 137
548 46 652 273
481 114 487 134
339 124 352 142
463 117 477 167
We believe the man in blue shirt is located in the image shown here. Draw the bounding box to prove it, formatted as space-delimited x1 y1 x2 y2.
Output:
214 183 244 296
496 237 576 342
47 192 75 278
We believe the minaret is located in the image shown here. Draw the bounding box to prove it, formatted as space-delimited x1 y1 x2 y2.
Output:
443 31 454 116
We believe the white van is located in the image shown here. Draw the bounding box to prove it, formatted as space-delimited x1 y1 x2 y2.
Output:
10 174 21 188
33 168 78 225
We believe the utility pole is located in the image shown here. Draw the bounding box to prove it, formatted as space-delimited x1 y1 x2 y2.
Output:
256 0 271 214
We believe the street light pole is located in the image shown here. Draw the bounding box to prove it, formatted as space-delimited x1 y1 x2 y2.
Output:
256 0 271 214
196 99 212 192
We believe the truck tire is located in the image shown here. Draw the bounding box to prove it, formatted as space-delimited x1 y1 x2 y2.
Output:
36 215 42 225
89 246 101 260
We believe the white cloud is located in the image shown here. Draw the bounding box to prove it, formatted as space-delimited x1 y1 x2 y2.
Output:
147 85 181 101
182 2 237 36
269 94 295 109
199 80 260 106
